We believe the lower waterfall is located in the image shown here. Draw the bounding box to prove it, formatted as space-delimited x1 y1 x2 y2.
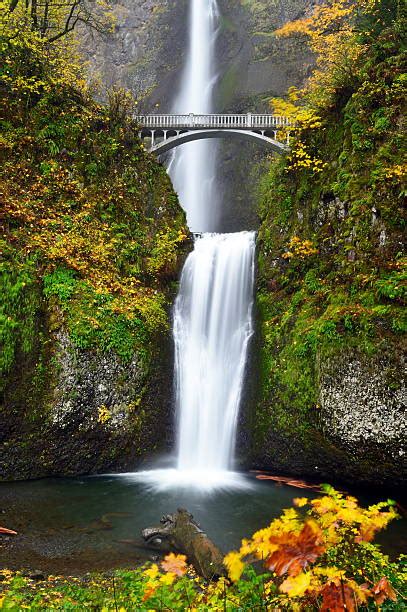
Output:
174 232 256 474
131 232 256 490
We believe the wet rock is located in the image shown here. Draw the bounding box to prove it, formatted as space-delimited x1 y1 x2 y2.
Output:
318 349 406 464
0 321 176 480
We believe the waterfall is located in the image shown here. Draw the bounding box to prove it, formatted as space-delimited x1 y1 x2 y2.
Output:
174 232 256 474
168 0 256 485
135 1 256 489
167 0 219 232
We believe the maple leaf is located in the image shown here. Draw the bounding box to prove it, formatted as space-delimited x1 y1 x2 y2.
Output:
372 576 397 605
265 521 326 576
280 571 312 597
161 553 187 577
355 523 376 543
320 582 356 612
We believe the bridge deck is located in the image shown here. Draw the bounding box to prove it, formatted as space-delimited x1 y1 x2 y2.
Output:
135 113 291 130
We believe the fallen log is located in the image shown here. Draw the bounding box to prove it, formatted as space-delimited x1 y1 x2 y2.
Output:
142 508 225 580
251 471 322 492
0 526 17 535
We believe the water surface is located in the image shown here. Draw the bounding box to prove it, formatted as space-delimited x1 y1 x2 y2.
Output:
1 474 405 574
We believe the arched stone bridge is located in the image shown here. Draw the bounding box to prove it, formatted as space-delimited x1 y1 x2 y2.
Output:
135 114 292 155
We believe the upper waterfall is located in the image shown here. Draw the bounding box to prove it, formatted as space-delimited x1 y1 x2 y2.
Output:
168 0 219 232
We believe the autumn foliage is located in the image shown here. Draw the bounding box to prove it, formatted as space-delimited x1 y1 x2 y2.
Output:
0 4 188 377
0 492 404 609
223 486 402 610
94 488 402 611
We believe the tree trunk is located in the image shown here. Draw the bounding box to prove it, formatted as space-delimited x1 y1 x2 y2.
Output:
142 508 225 580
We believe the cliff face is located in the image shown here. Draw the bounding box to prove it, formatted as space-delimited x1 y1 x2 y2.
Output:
82 0 315 231
81 0 313 109
0 79 189 480
80 0 187 111
251 8 406 487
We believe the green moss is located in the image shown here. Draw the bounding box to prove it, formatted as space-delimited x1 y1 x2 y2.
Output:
254 9 406 457
217 63 240 107
0 257 40 389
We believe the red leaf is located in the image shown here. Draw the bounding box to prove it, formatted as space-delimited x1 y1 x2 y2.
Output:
265 521 326 576
161 553 187 576
373 576 397 605
320 582 356 612
0 526 17 535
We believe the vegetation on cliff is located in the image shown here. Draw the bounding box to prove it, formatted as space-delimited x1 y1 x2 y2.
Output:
0 0 188 476
1 488 405 610
254 0 406 480
0 0 188 376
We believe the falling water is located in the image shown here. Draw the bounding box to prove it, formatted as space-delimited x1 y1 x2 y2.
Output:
134 1 256 489
167 0 219 232
174 232 256 474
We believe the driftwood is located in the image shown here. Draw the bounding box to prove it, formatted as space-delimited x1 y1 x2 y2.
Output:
251 471 322 492
142 508 225 580
0 526 17 535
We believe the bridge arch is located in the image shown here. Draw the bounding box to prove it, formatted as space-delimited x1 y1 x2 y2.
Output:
147 128 288 155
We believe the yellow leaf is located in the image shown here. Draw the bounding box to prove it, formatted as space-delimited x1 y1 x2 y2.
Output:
280 571 312 597
143 564 159 580
224 551 245 582
159 572 176 585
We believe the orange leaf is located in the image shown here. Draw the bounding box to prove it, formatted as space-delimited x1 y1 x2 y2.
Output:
320 582 356 612
161 552 187 577
265 521 326 576
373 576 397 605
142 586 157 602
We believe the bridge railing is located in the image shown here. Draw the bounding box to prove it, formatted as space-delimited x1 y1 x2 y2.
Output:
135 113 292 129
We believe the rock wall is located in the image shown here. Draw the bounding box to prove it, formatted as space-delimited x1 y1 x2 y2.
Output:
251 10 406 487
81 0 187 111
318 349 406 463
1 325 175 480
